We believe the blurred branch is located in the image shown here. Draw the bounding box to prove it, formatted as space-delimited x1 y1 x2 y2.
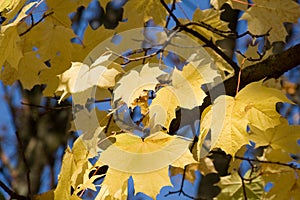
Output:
15 131 31 198
0 180 28 200
21 101 72 110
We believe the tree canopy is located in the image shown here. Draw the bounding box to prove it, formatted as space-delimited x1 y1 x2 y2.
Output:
0 0 300 199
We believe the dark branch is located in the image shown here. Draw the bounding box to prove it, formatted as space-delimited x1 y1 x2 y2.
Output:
235 156 300 170
160 0 240 74
0 181 28 200
15 131 32 198
238 170 248 200
19 11 54 37
201 43 300 111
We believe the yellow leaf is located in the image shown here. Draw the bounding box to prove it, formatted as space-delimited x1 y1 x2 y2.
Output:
54 138 90 200
201 81 291 155
74 166 104 194
54 147 74 200
34 190 54 200
236 44 273 68
192 8 230 42
23 17 75 71
149 86 179 130
0 2 34 69
72 25 113 61
238 81 292 131
149 62 208 130
0 0 26 22
211 0 248 10
260 153 300 200
18 52 48 89
46 0 91 26
113 63 165 107
98 131 196 199
56 53 123 103
241 0 300 43
250 124 300 154
170 158 216 183
217 170 263 199
123 0 174 26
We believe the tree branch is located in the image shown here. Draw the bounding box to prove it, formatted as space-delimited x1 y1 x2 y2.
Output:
15 131 32 198
0 180 28 200
160 0 240 74
202 43 300 107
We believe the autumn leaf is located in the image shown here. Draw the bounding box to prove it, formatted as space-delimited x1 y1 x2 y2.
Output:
98 131 196 199
241 0 300 43
249 124 300 154
192 8 230 42
122 0 174 26
113 63 165 107
54 138 90 200
217 170 263 199
0 2 36 70
72 25 114 61
259 148 300 200
201 81 292 155
56 53 123 103
211 0 248 11
18 52 48 89
46 0 91 26
149 62 209 130
0 0 26 22
23 17 76 71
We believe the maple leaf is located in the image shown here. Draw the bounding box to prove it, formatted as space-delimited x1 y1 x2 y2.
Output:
23 17 75 71
200 81 292 156
46 0 91 26
192 8 230 42
97 131 196 199
259 149 300 200
0 2 36 70
113 63 165 107
210 0 248 11
0 0 26 22
241 0 300 43
123 0 174 26
54 138 91 200
72 25 114 61
149 62 209 130
56 53 123 103
250 124 300 154
18 52 48 89
217 170 263 199
236 43 273 68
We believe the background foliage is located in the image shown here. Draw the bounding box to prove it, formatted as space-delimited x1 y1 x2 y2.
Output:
0 0 300 199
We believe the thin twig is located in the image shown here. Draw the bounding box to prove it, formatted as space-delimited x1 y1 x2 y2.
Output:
19 11 54 36
236 58 245 94
238 170 248 200
164 165 195 199
21 101 72 110
165 0 176 28
160 0 240 73
107 47 162 65
234 156 300 170
15 131 31 198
